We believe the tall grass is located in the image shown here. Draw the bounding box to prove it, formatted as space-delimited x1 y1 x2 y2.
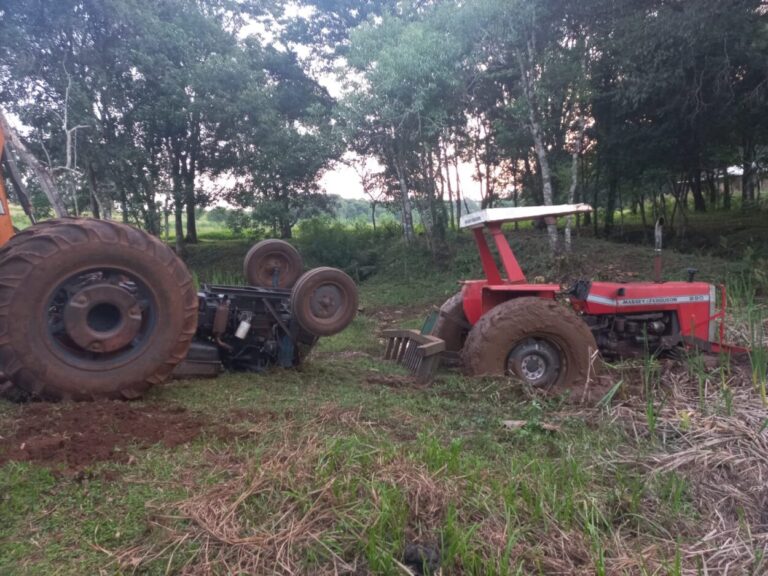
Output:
748 311 768 405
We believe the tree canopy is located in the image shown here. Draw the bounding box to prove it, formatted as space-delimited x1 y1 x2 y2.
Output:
1 0 766 249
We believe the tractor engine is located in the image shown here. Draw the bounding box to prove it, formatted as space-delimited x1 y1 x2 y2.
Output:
193 285 302 373
584 312 677 359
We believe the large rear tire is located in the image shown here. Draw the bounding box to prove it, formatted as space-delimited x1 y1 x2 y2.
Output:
462 297 599 402
0 218 198 401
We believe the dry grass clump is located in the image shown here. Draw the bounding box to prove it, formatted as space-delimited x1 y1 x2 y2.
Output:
114 412 463 575
603 359 768 575
112 350 768 575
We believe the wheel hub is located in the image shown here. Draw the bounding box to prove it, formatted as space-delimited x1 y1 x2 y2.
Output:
507 338 561 388
63 284 143 354
520 353 547 381
309 285 342 319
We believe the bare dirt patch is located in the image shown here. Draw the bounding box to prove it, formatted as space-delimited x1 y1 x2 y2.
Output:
366 304 431 329
0 401 208 471
365 373 417 389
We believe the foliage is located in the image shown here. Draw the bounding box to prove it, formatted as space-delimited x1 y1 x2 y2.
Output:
1 0 767 251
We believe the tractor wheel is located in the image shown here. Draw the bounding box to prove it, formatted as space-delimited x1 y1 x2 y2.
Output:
432 292 469 353
244 239 303 289
462 297 599 401
290 267 358 336
0 218 198 401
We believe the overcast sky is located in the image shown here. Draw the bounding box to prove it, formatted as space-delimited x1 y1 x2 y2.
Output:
241 10 485 202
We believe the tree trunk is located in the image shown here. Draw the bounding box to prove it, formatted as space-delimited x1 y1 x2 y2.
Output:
394 154 415 244
442 144 455 230
690 171 706 212
453 154 462 224
530 127 558 250
722 166 732 210
371 201 377 231
1 145 36 223
742 136 757 206
164 196 171 243
184 176 197 243
145 178 158 235
604 173 618 235
169 141 185 255
183 154 198 243
517 47 557 251
280 219 292 239
87 163 103 219
565 119 585 253
174 205 184 255
0 110 68 217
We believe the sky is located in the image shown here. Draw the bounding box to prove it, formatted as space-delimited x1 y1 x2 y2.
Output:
240 8 486 202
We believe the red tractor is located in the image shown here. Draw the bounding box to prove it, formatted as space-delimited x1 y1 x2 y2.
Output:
386 204 745 399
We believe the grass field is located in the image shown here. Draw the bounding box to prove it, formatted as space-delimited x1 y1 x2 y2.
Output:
1 228 767 575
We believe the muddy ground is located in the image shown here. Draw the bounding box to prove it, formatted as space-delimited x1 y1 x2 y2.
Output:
0 401 210 472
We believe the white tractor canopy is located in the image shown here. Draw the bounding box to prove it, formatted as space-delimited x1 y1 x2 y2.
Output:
459 203 594 230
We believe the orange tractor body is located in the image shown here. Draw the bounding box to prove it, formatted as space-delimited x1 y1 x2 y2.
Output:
0 130 16 245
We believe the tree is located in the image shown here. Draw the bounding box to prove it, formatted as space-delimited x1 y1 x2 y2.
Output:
220 44 340 238
341 7 468 245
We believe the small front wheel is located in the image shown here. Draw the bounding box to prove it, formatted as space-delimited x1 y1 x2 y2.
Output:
244 239 303 289
290 267 358 337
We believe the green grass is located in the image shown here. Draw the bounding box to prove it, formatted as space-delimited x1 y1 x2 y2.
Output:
1 226 767 574
0 349 707 574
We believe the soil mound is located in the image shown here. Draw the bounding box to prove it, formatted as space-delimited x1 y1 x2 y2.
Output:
0 401 206 471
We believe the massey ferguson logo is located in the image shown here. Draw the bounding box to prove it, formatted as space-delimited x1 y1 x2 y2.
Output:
620 295 707 306
587 294 710 307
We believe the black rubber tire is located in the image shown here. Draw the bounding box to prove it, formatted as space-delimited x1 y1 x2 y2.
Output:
290 267 358 337
462 297 599 400
244 239 303 289
432 292 469 353
0 218 198 401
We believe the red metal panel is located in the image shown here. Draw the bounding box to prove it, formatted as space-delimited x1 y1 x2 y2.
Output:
461 281 486 325
461 281 560 325
488 223 526 284
577 281 714 342
473 228 502 285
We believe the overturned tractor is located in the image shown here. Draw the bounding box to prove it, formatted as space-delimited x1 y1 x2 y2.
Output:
0 219 357 401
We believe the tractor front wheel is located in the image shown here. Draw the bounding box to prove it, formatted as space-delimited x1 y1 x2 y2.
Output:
0 219 198 401
290 267 358 336
244 239 303 289
432 292 469 353
462 297 599 401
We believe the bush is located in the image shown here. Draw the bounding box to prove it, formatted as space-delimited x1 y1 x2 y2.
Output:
294 218 401 280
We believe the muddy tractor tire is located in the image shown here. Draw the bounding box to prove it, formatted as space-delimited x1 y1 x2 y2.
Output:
244 239 303 289
0 218 198 401
462 297 599 401
432 292 469 353
290 267 358 337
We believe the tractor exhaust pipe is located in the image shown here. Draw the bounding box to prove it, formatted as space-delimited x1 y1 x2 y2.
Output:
654 217 664 283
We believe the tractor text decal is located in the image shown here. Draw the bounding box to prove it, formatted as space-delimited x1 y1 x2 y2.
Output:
586 294 710 307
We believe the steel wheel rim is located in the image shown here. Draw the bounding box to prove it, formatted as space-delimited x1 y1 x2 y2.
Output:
45 267 158 371
506 337 563 388
250 250 296 287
